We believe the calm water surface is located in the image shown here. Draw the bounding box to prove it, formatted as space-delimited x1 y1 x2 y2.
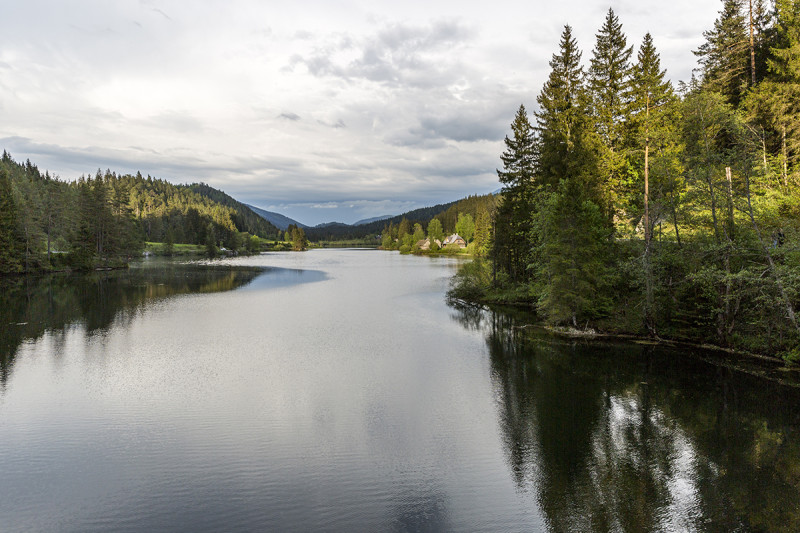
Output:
1 249 799 532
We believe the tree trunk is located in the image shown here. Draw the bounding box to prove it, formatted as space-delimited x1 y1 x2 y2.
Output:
671 198 682 248
749 0 756 85
46 214 51 266
783 125 788 188
644 96 651 248
644 96 656 336
725 166 735 241
707 170 721 244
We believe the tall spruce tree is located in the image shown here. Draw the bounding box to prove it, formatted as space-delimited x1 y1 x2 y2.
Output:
769 0 800 81
589 8 633 150
629 33 677 334
0 168 23 274
695 0 750 106
536 25 590 188
529 25 611 325
538 176 612 326
588 8 634 225
494 104 536 282
630 33 676 239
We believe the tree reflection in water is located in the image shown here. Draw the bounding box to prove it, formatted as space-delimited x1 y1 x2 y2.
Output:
450 303 800 532
0 263 264 388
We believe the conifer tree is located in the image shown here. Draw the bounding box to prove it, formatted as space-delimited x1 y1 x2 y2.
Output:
630 33 677 334
536 25 589 188
588 8 634 224
70 180 98 270
769 0 800 81
538 177 611 326
630 33 676 240
494 104 536 281
695 0 750 106
473 207 492 257
589 8 633 150
0 168 23 274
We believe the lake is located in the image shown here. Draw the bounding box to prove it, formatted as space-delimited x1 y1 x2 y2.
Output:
1 249 799 532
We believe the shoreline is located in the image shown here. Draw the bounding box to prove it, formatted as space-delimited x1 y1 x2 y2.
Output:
448 297 800 381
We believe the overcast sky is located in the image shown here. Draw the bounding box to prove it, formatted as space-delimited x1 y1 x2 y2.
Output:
1 0 721 225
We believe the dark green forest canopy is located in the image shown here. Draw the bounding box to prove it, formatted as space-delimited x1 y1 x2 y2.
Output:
0 153 278 273
469 1 800 362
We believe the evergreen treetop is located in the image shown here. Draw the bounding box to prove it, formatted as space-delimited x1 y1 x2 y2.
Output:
589 8 634 149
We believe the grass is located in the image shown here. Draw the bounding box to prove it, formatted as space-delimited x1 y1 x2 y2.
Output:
144 242 205 256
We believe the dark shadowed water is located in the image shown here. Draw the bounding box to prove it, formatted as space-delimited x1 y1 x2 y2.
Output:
1 249 799 532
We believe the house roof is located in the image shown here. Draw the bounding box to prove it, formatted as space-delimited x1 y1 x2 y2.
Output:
443 233 465 245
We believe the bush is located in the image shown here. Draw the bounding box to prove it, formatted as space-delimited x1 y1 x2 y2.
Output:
399 244 411 254
447 258 491 301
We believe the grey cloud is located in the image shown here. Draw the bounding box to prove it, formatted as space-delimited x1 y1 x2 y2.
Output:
137 111 205 133
317 118 346 129
414 114 506 143
0 136 305 183
290 20 475 89
278 112 301 121
150 8 172 21
668 28 703 40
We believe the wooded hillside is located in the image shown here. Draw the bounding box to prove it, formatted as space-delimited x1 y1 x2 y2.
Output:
0 154 278 273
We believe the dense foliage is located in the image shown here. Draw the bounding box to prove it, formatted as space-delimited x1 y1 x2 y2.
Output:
0 154 279 273
456 3 800 361
380 194 498 255
304 199 465 241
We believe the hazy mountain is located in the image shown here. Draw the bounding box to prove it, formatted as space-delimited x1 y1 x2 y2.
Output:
314 222 350 229
353 215 394 225
246 204 308 231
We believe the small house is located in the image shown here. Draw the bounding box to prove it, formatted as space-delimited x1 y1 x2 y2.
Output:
443 233 467 248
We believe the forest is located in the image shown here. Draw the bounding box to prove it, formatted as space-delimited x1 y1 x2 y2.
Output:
451 0 800 362
0 153 279 273
379 193 498 254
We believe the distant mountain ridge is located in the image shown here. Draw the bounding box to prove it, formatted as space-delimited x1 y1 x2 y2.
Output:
247 194 497 241
245 204 308 231
353 215 393 226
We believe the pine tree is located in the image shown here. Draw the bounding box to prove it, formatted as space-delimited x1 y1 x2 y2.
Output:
629 34 678 334
0 168 23 274
536 25 589 188
769 0 800 82
630 33 676 238
538 177 611 326
588 8 634 224
494 104 536 281
589 8 633 151
695 0 750 106
473 207 492 257
70 180 98 270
